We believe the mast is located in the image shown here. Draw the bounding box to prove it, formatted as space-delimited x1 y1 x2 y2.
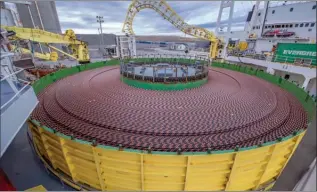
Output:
215 1 235 58
261 1 270 37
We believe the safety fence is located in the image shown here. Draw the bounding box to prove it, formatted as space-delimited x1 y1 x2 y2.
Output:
272 54 316 66
29 57 315 191
227 52 317 68
120 59 209 89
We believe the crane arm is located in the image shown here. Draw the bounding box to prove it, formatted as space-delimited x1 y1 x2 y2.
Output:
122 0 217 42
10 44 51 60
1 25 90 63
46 44 77 60
1 25 84 45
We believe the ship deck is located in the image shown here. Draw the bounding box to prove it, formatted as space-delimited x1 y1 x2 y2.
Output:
0 123 73 190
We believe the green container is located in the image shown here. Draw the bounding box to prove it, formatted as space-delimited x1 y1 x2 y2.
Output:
275 43 317 66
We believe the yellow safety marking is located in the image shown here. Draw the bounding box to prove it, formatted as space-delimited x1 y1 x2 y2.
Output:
25 185 47 191
264 182 275 191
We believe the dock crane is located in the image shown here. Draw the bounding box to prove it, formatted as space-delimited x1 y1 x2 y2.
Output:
1 25 90 63
122 0 224 59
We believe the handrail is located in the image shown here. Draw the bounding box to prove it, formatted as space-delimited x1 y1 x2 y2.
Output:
0 67 24 82
1 80 31 111
228 52 317 68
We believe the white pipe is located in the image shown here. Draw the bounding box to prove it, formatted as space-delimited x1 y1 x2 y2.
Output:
34 1 44 30
226 1 235 36
223 1 235 58
215 1 224 35
249 1 261 34
28 4 43 54
34 1 51 53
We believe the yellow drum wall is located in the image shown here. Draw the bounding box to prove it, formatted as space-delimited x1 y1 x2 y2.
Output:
28 121 304 191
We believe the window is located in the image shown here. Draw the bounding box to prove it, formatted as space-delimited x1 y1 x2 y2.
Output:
295 24 299 27
290 24 293 28
272 25 275 28
286 24 289 28
305 23 309 27
253 26 255 30
258 12 261 16
282 24 285 28
308 29 312 32
272 10 275 14
265 26 268 29
313 5 316 9
311 23 315 27
290 8 293 12
300 23 304 27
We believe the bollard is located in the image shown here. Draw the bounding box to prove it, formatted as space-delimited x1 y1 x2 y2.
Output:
258 141 263 147
147 147 152 154
92 139 97 147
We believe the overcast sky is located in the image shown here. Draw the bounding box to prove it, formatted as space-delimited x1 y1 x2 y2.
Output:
55 1 258 36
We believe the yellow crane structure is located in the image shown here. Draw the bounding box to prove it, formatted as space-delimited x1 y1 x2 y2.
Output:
1 25 90 63
122 0 223 59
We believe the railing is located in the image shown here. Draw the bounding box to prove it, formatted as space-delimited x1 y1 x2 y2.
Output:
227 51 317 68
272 55 316 67
133 53 211 60
120 53 212 65
1 68 31 113
120 54 210 83
1 66 39 157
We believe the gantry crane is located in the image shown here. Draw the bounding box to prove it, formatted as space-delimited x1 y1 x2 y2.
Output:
1 25 90 63
122 0 223 59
